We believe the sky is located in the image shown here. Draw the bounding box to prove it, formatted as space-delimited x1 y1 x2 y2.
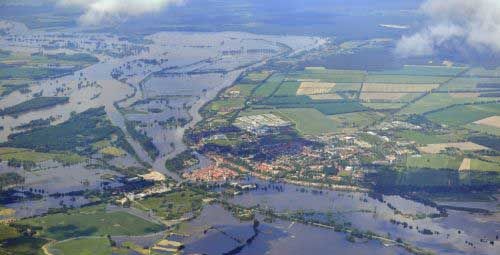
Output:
396 0 500 57
57 0 186 26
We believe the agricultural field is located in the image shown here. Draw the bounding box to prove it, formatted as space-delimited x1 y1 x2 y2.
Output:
329 83 362 92
395 130 466 145
426 103 500 126
466 122 500 136
256 97 368 116
276 108 341 135
473 116 500 128
438 77 500 91
406 154 462 170
361 83 439 92
286 69 366 83
364 75 451 84
49 237 111 255
308 93 344 100
296 81 336 95
329 111 384 128
207 98 246 113
418 142 488 154
359 92 423 102
398 93 498 115
369 65 467 76
224 83 258 97
469 159 500 172
273 81 301 96
19 205 164 240
313 102 367 115
465 67 500 77
361 102 406 110
240 71 271 83
253 74 284 97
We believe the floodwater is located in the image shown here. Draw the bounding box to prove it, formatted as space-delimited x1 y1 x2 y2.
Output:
0 22 325 215
228 178 500 255
2 20 497 255
0 161 122 218
178 204 411 255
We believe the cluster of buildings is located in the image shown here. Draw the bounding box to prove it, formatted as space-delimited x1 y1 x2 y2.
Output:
117 183 172 205
234 114 292 136
182 163 239 182
376 121 422 131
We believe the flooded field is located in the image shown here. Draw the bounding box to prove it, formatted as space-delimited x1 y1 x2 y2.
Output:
228 178 499 255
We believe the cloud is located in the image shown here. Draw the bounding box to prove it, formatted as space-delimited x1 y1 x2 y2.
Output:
58 0 185 26
396 0 500 57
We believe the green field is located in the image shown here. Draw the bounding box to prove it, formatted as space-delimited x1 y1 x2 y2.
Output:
365 75 451 84
329 83 362 92
0 147 85 166
0 237 47 255
466 67 500 77
361 102 406 110
0 225 20 241
277 108 340 135
398 93 499 115
225 83 258 97
253 74 284 97
466 123 500 136
134 189 204 220
426 103 500 126
470 159 500 172
438 77 500 91
287 69 366 83
20 205 164 240
50 237 111 255
273 81 301 96
208 98 246 112
395 130 465 145
406 154 462 170
313 102 367 115
0 52 98 80
369 65 467 76
329 111 384 128
240 71 271 83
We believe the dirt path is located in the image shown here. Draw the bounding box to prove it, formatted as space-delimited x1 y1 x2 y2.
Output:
459 158 471 171
41 240 56 255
